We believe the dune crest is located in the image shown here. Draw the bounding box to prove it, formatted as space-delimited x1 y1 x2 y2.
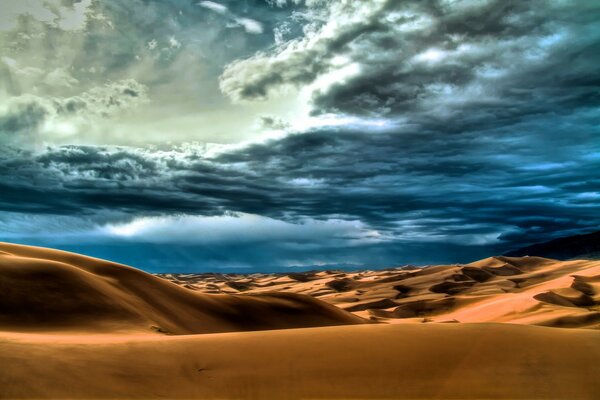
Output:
0 242 365 334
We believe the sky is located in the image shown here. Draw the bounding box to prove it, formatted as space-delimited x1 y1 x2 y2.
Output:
0 0 599 272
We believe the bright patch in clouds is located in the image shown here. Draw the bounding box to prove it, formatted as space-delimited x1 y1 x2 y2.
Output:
103 213 385 246
415 48 446 63
198 1 228 15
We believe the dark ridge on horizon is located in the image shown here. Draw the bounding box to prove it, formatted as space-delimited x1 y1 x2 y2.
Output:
505 230 600 260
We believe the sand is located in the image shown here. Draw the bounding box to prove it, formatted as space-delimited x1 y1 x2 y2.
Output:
2 324 599 399
0 242 364 334
160 255 600 329
1 242 599 399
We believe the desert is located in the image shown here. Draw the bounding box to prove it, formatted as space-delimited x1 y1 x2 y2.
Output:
2 0 599 399
1 242 599 399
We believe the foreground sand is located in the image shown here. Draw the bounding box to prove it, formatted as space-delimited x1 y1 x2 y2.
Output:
1 242 599 399
2 323 599 399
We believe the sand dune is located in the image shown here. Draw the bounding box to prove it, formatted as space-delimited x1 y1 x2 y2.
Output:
1 242 599 399
0 242 364 334
161 255 600 329
2 323 599 399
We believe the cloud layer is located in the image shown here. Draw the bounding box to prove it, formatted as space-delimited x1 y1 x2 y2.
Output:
0 0 598 270
1 110 598 269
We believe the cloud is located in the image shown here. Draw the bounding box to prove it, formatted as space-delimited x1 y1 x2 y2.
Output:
43 68 80 88
0 59 82 97
0 79 149 146
257 115 290 130
0 97 50 145
102 212 382 246
56 0 93 31
235 18 263 34
198 1 228 15
0 1 57 31
0 0 94 31
199 0 264 34
1 105 598 256
0 0 291 145
219 0 600 133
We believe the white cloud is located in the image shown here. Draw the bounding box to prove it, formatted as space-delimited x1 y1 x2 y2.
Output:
102 212 385 246
43 68 79 88
56 0 92 31
198 1 228 15
1 57 18 69
288 177 325 187
168 36 181 48
414 48 446 63
235 18 263 34
218 1 387 102
199 1 263 34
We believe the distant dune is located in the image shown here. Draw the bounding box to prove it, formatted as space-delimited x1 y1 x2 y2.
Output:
161 255 600 329
1 242 599 399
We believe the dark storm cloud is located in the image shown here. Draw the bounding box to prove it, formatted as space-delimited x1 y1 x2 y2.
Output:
0 99 49 144
221 0 600 132
213 114 600 244
1 99 598 254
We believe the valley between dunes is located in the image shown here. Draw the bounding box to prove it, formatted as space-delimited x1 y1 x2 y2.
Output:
1 241 599 399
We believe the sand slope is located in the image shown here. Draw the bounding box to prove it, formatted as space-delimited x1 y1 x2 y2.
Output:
161 256 600 328
0 242 365 334
1 323 599 399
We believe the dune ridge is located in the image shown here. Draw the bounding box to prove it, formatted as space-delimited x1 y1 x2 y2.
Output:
0 242 364 334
